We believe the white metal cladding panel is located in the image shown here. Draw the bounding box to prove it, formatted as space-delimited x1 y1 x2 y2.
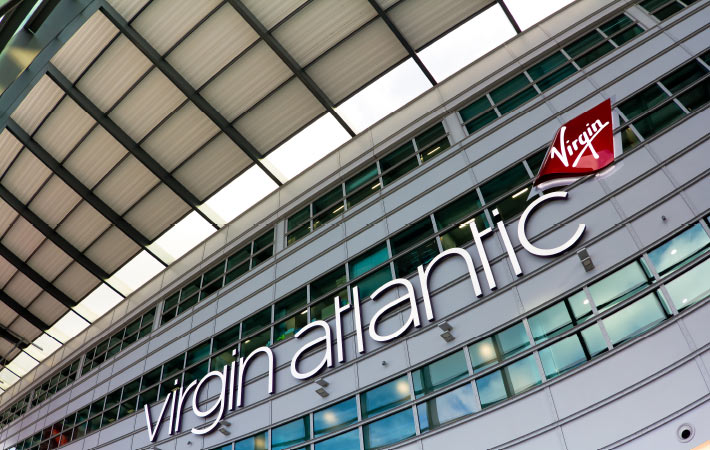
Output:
8 319 39 342
200 41 292 121
0 130 22 174
274 0 377 66
93 155 159 215
306 18 407 103
50 12 119 83
9 76 64 135
388 0 491 50
167 4 259 89
34 99 95 163
123 184 190 240
76 34 152 113
28 293 65 325
26 240 73 282
53 262 99 302
131 0 222 55
109 69 186 142
173 133 252 201
241 0 307 30
107 0 150 21
63 127 127 190
1 150 52 205
55 201 111 252
141 102 219 172
0 200 18 237
27 176 81 228
83 226 139 274
0 258 17 288
1 218 45 261
4 273 42 307
376 0 399 9
234 77 324 153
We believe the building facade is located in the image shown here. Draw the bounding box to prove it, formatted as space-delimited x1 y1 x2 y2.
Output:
0 0 709 449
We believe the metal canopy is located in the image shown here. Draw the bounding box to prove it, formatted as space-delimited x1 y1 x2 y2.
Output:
0 0 524 392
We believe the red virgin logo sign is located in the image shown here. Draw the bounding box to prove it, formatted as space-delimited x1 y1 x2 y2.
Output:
534 99 617 190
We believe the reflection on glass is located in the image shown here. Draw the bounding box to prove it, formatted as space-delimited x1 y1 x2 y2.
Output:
648 224 710 276
538 335 588 379
314 397 358 437
528 293 592 344
580 324 608 357
588 261 651 311
469 323 530 372
476 355 541 408
412 351 469 398
271 416 310 450
315 429 360 450
665 259 710 311
417 383 476 432
235 432 267 450
360 375 411 418
363 409 416 450
602 292 669 345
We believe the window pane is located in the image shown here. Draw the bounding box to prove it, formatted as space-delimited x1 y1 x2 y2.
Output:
184 360 209 384
313 187 344 229
361 375 411 417
271 416 309 450
287 224 310 245
600 14 632 35
394 240 438 277
487 184 534 220
539 335 588 379
417 383 476 433
242 308 271 337
390 219 434 255
459 96 493 123
315 429 360 450
363 409 416 450
564 30 604 58
355 266 393 299
479 164 530 203
648 224 710 276
536 63 577 91
677 78 710 111
253 230 274 253
619 84 668 120
527 52 567 81
439 212 488 250
588 261 651 311
610 24 644 46
310 289 348 321
311 266 347 300
497 87 538 114
581 323 608 357
665 259 710 310
660 61 708 94
632 101 685 138
415 123 447 152
288 206 310 232
476 355 541 408
469 323 529 372
242 329 270 355
251 245 273 267
235 432 267 450
490 74 529 104
345 164 379 208
274 312 308 342
214 323 240 352
380 141 418 186
227 245 251 269
275 288 308 320
412 351 469 398
313 397 358 437
350 244 389 279
434 192 483 228
528 301 574 343
603 293 669 345
186 341 210 366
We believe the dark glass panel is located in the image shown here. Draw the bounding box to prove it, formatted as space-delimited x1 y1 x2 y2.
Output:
380 141 418 186
287 206 310 232
310 266 347 300
242 308 271 337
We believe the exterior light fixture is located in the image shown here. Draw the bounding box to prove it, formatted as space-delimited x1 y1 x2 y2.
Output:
577 248 594 272
315 378 329 397
438 321 454 342
218 426 230 436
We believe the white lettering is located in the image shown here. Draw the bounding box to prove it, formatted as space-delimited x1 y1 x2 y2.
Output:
290 320 333 379
517 191 585 256
368 279 420 342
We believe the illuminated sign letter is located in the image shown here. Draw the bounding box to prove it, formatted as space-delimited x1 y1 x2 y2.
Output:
517 191 585 257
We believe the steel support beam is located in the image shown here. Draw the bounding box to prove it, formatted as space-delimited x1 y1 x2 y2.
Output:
0 184 110 281
0 289 50 332
46 65 219 229
0 242 76 308
498 0 522 34
7 119 153 251
367 0 438 86
99 1 285 187
227 0 356 137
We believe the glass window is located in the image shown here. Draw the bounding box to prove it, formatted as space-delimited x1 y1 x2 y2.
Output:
469 322 530 372
360 375 411 418
434 192 488 250
186 341 210 367
527 293 592 343
460 96 498 134
350 244 390 296
527 52 577 92
288 206 310 233
538 334 588 379
665 259 710 310
242 308 271 337
417 383 476 433
416 123 450 163
677 77 710 111
564 30 604 58
345 165 380 208
242 329 270 355
618 84 669 120
275 288 307 321
566 31 615 67
526 149 547 174
363 409 416 450
311 266 347 300
356 266 393 299
234 432 267 450
631 101 685 138
479 164 530 204
315 429 360 450
313 397 358 437
391 220 438 277
490 74 529 104
274 312 308 342
313 186 345 230
213 323 240 352
640 0 684 19
660 60 708 94
412 351 469 398
271 416 310 450
648 224 710 276
310 291 348 321
380 141 418 186
476 355 542 408
588 261 651 311
603 292 669 345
